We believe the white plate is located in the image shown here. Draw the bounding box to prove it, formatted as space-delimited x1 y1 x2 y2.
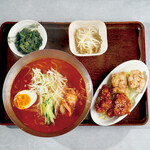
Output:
8 20 47 57
90 60 149 126
69 20 108 57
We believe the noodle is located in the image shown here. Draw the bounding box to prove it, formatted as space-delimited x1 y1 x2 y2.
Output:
11 58 87 131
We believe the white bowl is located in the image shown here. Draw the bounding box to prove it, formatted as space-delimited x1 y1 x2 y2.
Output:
90 60 149 126
8 20 47 57
69 20 108 57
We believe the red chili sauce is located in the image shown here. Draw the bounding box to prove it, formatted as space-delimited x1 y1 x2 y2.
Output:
95 85 113 113
95 84 131 118
10 58 87 133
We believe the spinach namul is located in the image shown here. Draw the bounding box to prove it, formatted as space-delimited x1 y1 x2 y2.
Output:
15 28 43 54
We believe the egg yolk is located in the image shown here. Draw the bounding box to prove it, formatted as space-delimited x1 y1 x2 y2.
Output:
14 94 31 109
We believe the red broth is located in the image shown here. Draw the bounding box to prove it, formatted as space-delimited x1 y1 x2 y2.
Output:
10 58 87 133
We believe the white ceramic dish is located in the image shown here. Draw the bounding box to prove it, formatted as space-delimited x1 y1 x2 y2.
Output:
8 20 47 57
69 20 108 57
90 60 149 126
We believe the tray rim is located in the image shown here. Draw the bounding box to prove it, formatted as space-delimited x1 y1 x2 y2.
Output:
0 21 148 126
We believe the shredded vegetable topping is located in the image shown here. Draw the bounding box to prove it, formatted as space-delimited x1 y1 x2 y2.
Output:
29 68 68 124
99 112 107 120
75 25 102 54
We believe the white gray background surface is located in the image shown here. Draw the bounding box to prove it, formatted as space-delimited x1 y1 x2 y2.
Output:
0 0 150 150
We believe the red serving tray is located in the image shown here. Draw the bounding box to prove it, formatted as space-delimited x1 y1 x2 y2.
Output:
0 21 148 126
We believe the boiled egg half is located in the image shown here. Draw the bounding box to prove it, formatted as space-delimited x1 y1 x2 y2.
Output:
14 90 37 110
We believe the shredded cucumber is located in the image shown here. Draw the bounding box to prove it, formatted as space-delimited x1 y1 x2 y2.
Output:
41 97 56 125
126 71 130 79
99 112 107 120
126 71 136 106
128 88 137 106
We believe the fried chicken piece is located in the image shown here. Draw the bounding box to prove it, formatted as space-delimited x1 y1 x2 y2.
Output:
111 72 129 95
95 85 113 113
112 87 129 96
113 93 131 116
128 70 145 93
107 108 114 118
107 93 131 118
